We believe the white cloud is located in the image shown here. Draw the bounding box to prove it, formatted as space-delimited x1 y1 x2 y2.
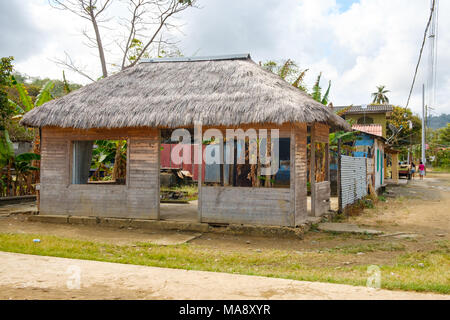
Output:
2 0 449 115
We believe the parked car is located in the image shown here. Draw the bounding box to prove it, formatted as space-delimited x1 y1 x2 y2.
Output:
398 161 411 180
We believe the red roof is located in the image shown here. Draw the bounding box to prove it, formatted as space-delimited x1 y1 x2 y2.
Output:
352 124 383 137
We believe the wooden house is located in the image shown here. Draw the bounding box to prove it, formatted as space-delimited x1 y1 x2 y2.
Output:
21 54 350 227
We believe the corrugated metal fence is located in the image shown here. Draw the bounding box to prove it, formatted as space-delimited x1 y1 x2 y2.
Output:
340 156 367 208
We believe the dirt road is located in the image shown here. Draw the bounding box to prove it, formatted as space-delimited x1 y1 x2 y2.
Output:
348 172 450 237
0 251 447 300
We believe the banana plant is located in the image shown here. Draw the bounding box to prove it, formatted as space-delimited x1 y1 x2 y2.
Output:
13 152 40 195
11 76 55 117
312 72 331 105
91 140 127 181
0 129 14 167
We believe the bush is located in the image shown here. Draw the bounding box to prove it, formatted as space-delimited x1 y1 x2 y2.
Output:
432 149 450 169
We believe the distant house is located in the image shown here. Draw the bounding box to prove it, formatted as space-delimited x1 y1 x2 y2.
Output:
333 104 393 138
353 131 386 190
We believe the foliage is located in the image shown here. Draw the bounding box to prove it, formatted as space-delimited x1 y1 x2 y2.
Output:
371 85 390 104
11 73 82 99
329 130 361 155
10 76 55 122
262 59 330 103
90 140 127 181
428 124 450 168
1 152 40 196
335 105 352 116
0 130 14 167
432 149 450 169
0 57 15 166
262 59 305 89
386 106 422 149
0 57 14 128
436 123 450 147
311 72 331 105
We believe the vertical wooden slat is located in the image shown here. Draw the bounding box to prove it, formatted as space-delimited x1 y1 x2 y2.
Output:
310 125 316 217
289 128 296 226
293 124 308 225
337 138 342 213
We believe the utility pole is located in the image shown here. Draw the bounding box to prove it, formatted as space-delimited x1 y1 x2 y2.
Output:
422 84 426 164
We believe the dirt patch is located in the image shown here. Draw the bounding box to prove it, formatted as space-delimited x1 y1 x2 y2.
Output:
348 172 450 238
0 173 449 298
0 252 447 300
0 215 200 246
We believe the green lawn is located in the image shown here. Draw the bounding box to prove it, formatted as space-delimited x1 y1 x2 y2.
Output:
0 233 448 294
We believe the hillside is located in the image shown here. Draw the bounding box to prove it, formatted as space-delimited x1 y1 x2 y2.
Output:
428 114 450 129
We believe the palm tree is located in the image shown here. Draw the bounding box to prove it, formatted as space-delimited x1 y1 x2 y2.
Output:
372 85 390 104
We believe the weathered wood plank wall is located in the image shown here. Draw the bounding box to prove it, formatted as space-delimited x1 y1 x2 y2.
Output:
201 186 291 226
292 124 308 225
310 123 330 217
313 181 331 215
40 127 159 219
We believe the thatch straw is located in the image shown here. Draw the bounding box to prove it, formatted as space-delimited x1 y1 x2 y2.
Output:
21 55 350 130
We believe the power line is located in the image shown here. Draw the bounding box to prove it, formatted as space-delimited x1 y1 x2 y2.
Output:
405 0 436 109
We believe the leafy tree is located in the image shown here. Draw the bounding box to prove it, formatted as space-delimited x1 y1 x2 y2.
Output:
262 59 330 104
90 140 127 181
329 130 360 155
371 85 390 104
386 106 422 151
10 152 40 195
437 123 450 147
0 57 15 167
50 0 196 81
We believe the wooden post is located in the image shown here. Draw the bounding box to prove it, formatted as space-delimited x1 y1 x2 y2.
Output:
290 127 296 226
325 142 330 182
156 130 161 220
310 125 316 217
337 138 342 213
392 153 399 184
195 123 203 223
219 136 224 186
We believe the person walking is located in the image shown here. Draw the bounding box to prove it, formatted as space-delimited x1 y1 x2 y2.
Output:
411 162 416 180
418 161 426 180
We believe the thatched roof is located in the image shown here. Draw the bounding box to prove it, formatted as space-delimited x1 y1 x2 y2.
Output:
21 54 350 131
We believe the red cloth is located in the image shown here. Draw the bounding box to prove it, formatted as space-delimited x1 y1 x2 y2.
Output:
419 164 425 171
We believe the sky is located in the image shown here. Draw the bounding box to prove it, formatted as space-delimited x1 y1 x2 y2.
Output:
1 0 449 116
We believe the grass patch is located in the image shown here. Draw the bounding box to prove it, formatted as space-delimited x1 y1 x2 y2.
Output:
325 242 405 254
0 233 448 294
160 184 198 201
430 167 450 173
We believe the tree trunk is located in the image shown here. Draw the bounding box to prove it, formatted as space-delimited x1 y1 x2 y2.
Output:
90 11 108 78
113 140 124 181
6 163 11 196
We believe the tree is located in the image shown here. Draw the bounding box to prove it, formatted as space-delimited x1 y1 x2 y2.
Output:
371 85 390 104
311 72 331 106
0 57 15 167
438 123 450 146
387 106 422 152
90 140 127 181
262 59 331 104
50 0 196 81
